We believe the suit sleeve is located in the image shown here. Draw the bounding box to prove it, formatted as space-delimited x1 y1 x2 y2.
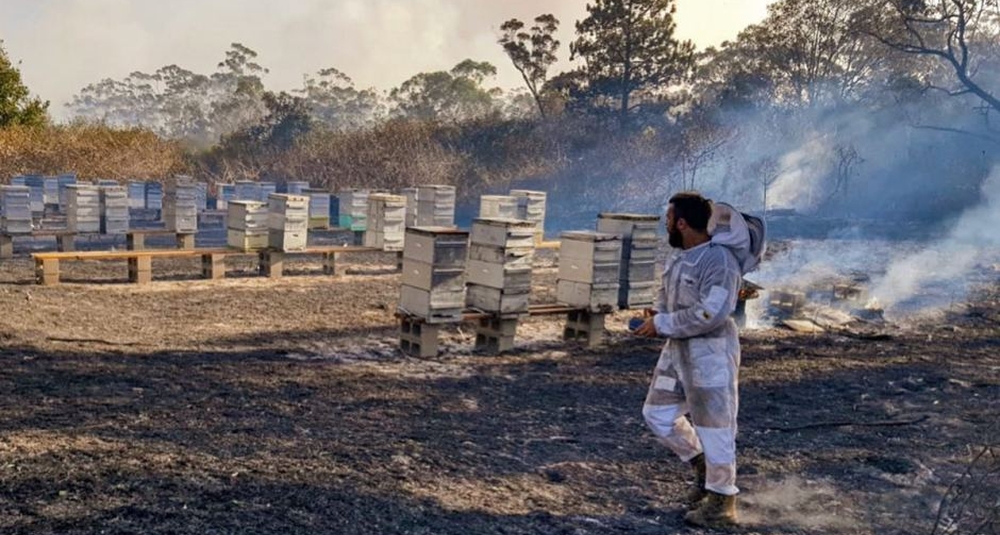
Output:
653 250 741 339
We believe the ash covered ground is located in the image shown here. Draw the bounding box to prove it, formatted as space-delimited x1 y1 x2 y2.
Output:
0 243 996 534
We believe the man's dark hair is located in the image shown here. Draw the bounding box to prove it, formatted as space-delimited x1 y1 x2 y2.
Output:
669 192 712 232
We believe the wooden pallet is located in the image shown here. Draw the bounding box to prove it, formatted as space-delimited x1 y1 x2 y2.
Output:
30 245 391 286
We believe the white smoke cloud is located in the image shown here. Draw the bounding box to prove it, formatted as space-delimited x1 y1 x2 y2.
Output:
870 166 1000 315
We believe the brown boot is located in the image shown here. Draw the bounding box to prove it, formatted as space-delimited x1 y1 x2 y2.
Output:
684 491 738 528
685 454 708 506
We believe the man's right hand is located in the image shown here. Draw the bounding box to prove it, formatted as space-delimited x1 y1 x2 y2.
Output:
634 317 659 338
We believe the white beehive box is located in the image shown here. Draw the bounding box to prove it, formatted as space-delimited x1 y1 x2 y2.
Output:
557 280 619 312
163 180 199 232
403 227 469 267
1 186 32 234
467 244 534 269
401 261 466 293
364 194 406 251
398 285 465 323
510 189 547 238
466 284 530 315
558 231 622 284
470 218 536 249
465 260 532 292
66 185 101 233
479 195 519 220
415 185 456 227
227 200 269 231
99 186 130 234
267 194 309 251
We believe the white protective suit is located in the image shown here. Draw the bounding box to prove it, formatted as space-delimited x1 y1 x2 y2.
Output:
641 204 751 496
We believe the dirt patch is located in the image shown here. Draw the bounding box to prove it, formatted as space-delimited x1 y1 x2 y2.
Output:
0 256 996 534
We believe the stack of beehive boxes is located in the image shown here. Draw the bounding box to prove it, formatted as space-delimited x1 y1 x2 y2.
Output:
163 179 199 232
415 185 456 227
478 195 519 219
66 184 101 233
1 185 33 234
510 190 547 242
398 227 469 323
402 188 418 227
226 200 269 250
465 218 536 316
556 231 622 311
267 194 309 251
337 189 369 230
305 189 331 229
597 213 660 309
364 194 406 251
99 185 130 234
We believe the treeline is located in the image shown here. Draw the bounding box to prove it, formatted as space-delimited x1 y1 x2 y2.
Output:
2 0 999 221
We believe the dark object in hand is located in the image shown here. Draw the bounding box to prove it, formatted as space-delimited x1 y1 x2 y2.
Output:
629 317 646 331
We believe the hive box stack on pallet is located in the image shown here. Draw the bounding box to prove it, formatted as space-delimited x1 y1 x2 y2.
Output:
596 213 660 309
305 189 331 229
402 188 418 227
267 194 309 252
556 231 622 311
163 179 199 233
127 182 146 210
97 179 118 188
337 189 369 231
510 190 547 243
556 231 623 348
465 218 537 353
478 195 519 220
66 185 101 233
99 185 130 234
364 194 406 251
415 185 456 227
226 200 268 250
234 181 260 202
1 186 33 235
10 176 26 186
398 227 470 356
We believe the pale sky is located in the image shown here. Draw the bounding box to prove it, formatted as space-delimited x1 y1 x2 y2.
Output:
0 0 772 120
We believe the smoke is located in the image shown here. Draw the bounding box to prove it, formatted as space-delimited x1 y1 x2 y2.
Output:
767 136 837 210
870 167 1000 315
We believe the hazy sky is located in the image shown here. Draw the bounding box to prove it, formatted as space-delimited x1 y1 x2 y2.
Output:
0 0 772 119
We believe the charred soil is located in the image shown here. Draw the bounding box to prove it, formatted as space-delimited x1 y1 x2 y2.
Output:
0 254 996 534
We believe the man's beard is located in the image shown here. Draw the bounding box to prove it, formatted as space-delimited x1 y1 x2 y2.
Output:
668 228 684 249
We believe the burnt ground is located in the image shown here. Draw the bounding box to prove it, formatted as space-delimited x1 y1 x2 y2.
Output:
0 250 996 535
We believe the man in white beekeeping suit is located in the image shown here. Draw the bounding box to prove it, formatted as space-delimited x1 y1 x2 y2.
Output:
635 192 750 528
